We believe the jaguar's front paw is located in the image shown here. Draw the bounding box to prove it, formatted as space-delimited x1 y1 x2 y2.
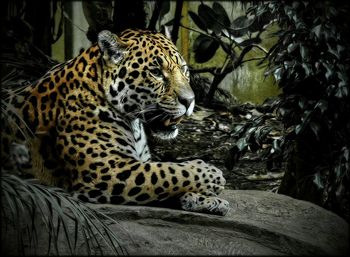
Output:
180 192 230 216
184 159 226 196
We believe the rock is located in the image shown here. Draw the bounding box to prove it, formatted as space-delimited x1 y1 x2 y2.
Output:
2 190 348 255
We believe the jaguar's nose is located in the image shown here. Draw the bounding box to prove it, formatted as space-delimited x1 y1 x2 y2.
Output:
178 95 194 109
178 95 195 116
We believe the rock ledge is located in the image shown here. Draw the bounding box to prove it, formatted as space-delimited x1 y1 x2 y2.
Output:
2 190 348 255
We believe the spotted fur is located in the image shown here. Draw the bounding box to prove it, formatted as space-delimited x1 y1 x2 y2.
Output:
1 29 229 215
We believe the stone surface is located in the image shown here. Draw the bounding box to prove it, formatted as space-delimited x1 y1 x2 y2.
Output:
2 190 349 255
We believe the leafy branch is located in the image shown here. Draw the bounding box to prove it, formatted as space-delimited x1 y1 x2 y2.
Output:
186 2 270 103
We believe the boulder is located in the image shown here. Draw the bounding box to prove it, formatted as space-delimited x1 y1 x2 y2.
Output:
2 190 348 255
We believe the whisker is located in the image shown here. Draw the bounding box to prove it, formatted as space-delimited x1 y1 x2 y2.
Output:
124 104 158 118
145 114 162 123
145 113 164 124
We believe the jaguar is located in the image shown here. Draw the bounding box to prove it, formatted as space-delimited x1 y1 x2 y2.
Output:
1 29 229 215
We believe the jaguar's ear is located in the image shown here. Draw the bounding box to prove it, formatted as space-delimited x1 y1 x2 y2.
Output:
98 30 128 66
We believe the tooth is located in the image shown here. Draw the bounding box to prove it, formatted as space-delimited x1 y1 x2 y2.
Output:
174 117 183 124
164 119 171 126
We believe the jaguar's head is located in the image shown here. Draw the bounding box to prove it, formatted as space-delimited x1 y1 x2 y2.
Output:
98 29 194 140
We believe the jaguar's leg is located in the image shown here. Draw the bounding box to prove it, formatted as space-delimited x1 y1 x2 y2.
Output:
179 192 230 216
56 113 229 215
67 157 227 209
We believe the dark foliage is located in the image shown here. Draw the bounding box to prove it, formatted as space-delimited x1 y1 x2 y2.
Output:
1 173 126 255
230 1 350 220
83 1 173 43
83 1 147 42
0 1 60 82
113 1 147 32
1 0 56 56
225 97 284 172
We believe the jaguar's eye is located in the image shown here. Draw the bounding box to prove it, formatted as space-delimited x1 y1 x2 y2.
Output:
150 68 163 78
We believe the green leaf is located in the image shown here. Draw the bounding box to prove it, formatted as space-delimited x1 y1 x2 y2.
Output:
198 3 216 21
212 2 230 27
300 45 309 60
284 5 294 19
335 84 349 98
292 2 300 9
313 173 324 189
198 3 221 33
323 63 334 80
343 147 349 162
312 24 322 38
315 99 328 114
337 44 345 56
231 15 254 30
337 71 348 83
247 127 257 135
229 15 256 37
233 124 245 135
295 124 302 135
302 63 313 77
309 122 320 139
298 99 306 110
278 107 288 117
188 11 207 31
283 60 296 69
193 35 219 63
287 43 298 53
335 165 342 182
236 137 248 151
272 139 281 153
273 67 283 81
328 45 340 60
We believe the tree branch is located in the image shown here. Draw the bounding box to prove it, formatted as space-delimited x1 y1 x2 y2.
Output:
171 0 183 44
179 24 216 40
147 0 162 30
190 67 220 76
251 44 268 54
241 57 266 64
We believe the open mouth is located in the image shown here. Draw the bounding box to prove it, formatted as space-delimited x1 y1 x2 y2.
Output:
144 110 183 139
